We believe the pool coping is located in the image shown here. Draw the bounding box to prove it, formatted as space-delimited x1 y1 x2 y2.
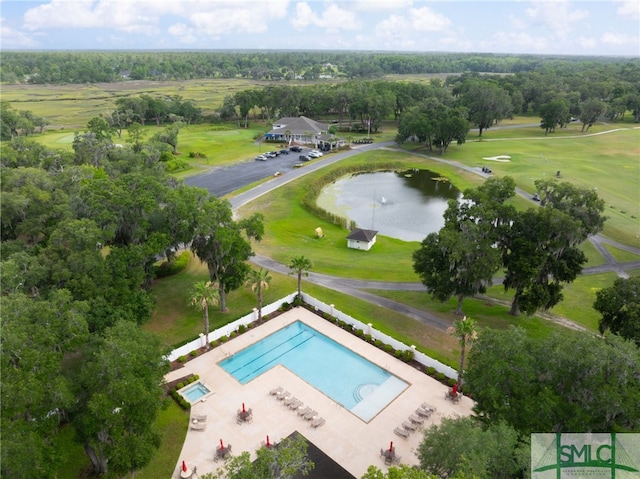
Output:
166 307 475 478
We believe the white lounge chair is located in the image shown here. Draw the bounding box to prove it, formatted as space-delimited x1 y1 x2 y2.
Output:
311 417 325 428
394 427 410 438
269 386 283 396
402 421 416 432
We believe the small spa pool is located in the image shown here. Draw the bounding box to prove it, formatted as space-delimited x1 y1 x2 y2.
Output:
219 321 408 421
180 382 211 403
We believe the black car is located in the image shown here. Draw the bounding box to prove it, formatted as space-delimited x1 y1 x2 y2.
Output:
290 146 302 152
279 149 289 155
299 155 311 161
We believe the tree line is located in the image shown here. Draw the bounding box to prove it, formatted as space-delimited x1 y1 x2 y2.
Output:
3 50 638 84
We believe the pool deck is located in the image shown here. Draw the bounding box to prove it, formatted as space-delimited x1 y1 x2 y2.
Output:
166 307 474 478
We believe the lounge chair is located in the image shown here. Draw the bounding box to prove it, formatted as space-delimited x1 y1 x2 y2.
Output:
311 417 325 428
192 414 208 422
190 421 207 431
408 414 424 425
303 410 318 420
269 386 283 396
288 399 302 410
414 408 432 418
421 403 436 412
393 455 402 465
298 406 312 417
283 395 298 406
380 448 385 457
276 390 291 401
402 421 416 432
394 427 410 438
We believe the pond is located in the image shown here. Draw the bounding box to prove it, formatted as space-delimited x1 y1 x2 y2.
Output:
316 169 462 242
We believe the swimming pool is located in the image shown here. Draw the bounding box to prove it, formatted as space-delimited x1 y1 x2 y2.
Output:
180 382 211 403
219 321 408 421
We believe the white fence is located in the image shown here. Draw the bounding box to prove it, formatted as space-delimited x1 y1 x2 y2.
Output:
167 292 457 380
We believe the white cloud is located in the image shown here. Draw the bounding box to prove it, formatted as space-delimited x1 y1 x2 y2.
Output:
168 23 197 44
409 6 452 32
490 30 550 54
291 2 361 32
615 0 640 20
22 0 289 36
0 17 38 48
601 32 639 46
350 0 413 11
525 0 589 38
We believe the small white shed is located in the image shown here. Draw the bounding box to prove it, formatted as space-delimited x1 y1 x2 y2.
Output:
346 228 378 251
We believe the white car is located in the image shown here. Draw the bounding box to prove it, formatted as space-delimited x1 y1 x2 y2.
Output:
255 155 268 161
308 150 323 158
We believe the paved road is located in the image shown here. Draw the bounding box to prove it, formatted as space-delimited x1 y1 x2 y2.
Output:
184 139 640 332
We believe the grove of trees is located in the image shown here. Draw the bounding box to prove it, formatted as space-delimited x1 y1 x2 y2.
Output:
413 176 605 317
0 123 264 477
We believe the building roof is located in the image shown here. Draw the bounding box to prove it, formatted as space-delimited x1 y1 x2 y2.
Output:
346 228 378 242
269 116 329 136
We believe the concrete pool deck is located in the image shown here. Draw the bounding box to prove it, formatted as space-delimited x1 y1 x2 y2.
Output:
166 307 474 478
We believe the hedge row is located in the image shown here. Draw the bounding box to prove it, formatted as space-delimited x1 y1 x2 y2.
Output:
169 374 200 410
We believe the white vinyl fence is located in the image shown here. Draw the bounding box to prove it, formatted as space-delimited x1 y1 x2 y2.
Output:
167 292 457 380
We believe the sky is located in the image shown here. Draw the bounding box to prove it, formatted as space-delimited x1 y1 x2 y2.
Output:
0 0 638 56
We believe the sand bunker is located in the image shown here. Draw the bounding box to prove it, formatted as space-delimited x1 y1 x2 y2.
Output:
482 155 511 162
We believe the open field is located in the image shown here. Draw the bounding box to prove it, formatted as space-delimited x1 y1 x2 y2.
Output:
1 78 272 128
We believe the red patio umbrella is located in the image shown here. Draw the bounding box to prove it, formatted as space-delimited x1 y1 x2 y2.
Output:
389 441 393 452
220 439 224 449
182 460 187 472
266 435 271 447
242 402 246 413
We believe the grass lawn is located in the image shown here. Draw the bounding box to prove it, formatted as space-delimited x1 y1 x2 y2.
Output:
604 243 640 264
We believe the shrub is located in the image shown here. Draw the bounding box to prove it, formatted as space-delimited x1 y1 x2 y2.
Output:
447 378 457 387
219 336 228 343
166 158 190 172
426 367 436 376
436 372 446 382
374 339 384 349
337 320 347 329
384 344 394 354
176 382 184 390
154 250 190 278
190 349 199 358
364 334 372 343
238 324 247 334
292 296 303 307
177 356 187 364
402 349 415 362
209 340 218 348
229 331 237 339
355 329 364 338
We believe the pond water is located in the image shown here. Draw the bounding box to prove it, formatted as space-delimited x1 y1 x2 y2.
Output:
316 169 462 242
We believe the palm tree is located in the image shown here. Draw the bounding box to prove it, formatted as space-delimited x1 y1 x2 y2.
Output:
447 316 478 390
247 268 272 322
288 256 312 301
189 281 219 350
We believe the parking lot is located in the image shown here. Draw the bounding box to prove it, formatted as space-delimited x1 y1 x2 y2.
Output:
184 145 327 197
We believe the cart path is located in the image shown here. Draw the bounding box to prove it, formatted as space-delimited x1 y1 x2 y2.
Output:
222 137 640 332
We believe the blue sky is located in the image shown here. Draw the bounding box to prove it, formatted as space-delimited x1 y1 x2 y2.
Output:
1 0 638 56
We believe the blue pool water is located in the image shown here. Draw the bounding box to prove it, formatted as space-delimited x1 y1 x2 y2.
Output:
219 321 408 421
182 382 210 403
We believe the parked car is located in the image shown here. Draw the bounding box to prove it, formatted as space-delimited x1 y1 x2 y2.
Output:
308 150 323 158
255 155 268 161
289 146 302 152
299 155 311 161
279 149 289 155
264 152 277 158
